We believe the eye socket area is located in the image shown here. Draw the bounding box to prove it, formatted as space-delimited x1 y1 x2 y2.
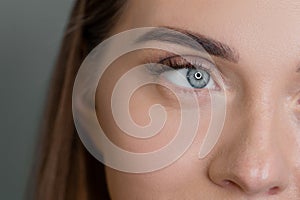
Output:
157 55 222 91
288 89 300 122
295 93 300 110
160 68 216 90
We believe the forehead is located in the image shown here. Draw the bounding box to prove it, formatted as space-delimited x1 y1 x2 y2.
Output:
125 0 300 29
122 0 300 68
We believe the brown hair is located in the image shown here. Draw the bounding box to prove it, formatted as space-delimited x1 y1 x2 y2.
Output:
31 0 126 199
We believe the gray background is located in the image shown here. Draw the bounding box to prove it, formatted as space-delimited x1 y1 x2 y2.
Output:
0 0 74 199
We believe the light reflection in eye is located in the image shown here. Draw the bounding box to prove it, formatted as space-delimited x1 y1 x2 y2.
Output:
162 68 216 89
146 55 221 92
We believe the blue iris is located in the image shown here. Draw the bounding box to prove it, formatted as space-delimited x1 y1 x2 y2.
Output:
186 68 210 88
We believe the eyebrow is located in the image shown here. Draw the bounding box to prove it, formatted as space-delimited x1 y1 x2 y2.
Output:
136 26 239 63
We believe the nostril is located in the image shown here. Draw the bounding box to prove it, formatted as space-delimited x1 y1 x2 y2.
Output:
222 180 234 186
268 186 280 195
221 180 282 195
221 179 239 189
221 180 232 187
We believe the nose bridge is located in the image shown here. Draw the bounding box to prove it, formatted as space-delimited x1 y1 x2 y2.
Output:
239 82 284 162
244 81 276 123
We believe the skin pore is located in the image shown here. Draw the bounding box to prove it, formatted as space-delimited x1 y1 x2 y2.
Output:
95 0 300 199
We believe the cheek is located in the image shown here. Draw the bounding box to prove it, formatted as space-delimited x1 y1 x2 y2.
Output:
97 82 213 153
95 60 216 198
100 85 214 199
105 154 210 200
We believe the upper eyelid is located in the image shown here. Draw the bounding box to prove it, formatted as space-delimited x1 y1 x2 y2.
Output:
158 55 218 73
143 53 222 77
160 55 225 89
144 55 223 91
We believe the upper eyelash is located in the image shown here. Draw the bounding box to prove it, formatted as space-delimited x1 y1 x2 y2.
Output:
160 55 198 69
145 55 215 76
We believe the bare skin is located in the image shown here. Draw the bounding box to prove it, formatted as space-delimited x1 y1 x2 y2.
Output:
95 0 300 199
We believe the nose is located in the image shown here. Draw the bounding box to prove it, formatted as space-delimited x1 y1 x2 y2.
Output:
208 95 290 196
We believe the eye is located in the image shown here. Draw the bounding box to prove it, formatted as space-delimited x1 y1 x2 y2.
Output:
161 67 216 89
148 55 220 91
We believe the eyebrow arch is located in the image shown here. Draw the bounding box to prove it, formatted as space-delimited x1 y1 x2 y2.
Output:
136 26 239 63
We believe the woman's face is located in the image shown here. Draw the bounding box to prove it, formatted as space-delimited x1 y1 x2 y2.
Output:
95 0 300 199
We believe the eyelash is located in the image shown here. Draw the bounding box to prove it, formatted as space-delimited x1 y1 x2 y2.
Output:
145 54 221 92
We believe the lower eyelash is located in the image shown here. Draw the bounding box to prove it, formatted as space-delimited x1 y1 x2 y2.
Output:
156 75 212 98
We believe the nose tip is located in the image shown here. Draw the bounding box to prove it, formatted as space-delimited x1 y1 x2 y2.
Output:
207 88 292 196
219 180 282 196
217 169 285 195
208 148 290 196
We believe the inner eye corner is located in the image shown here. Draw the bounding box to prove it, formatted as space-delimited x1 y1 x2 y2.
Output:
290 95 300 110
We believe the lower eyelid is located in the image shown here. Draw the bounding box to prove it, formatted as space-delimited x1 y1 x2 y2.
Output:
155 83 212 108
156 75 212 97
152 66 221 92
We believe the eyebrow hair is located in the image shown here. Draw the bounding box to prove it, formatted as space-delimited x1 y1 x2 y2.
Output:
136 26 239 63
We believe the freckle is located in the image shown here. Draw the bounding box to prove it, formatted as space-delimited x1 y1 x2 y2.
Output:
298 99 300 105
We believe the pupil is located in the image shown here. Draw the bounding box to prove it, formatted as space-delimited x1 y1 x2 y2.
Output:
194 72 202 80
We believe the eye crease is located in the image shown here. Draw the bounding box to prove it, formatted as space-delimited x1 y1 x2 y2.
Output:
145 54 220 91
